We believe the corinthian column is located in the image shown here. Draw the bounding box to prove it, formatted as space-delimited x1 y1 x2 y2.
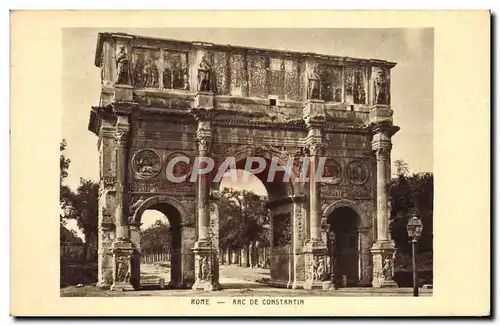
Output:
114 129 130 241
302 98 329 290
196 131 211 243
110 114 134 291
190 96 219 291
308 141 323 242
371 122 399 288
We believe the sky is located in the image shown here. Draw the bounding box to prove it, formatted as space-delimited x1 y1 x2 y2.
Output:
62 28 433 232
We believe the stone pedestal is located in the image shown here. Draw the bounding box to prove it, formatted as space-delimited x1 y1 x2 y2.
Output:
110 240 135 291
371 240 398 288
194 91 214 110
192 242 220 291
303 241 330 290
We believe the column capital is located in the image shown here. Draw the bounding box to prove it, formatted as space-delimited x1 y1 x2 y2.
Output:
196 133 213 152
371 121 400 137
190 107 215 123
372 142 392 159
114 130 129 147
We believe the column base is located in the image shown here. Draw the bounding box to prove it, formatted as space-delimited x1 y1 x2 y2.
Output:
192 242 220 291
303 240 328 290
291 281 304 290
371 239 398 289
110 240 135 292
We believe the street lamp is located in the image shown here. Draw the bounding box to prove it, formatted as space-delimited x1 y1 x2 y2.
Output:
207 228 214 285
327 228 336 286
406 214 423 297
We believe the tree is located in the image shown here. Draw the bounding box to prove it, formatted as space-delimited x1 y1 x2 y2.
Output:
60 139 72 225
218 188 269 266
393 159 410 177
389 172 433 270
140 219 172 254
64 178 100 262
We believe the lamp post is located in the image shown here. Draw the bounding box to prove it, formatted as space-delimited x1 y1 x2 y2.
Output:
207 228 214 285
406 214 423 297
327 227 336 286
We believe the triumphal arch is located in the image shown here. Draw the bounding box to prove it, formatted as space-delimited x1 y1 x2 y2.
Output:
88 32 399 291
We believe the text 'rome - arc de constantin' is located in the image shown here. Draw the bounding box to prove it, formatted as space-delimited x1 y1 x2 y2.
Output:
88 32 400 291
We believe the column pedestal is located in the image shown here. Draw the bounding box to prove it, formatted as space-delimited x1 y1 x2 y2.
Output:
303 240 330 290
371 240 398 288
192 242 220 291
110 240 135 291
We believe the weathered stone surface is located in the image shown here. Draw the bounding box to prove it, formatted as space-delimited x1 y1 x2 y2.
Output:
90 32 398 291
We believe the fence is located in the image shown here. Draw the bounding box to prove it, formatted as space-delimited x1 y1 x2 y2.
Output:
140 252 172 264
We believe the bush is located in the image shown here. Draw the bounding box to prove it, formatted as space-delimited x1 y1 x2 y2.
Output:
60 263 98 287
393 270 433 287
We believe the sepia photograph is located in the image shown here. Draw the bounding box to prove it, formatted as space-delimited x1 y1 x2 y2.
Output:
60 27 434 297
10 11 490 317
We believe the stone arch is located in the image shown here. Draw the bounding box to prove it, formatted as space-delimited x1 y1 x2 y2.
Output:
323 199 363 222
211 144 298 288
132 195 188 225
323 199 364 286
131 195 191 289
213 145 297 198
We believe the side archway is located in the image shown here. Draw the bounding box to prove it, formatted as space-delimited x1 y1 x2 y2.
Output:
323 199 363 286
131 195 191 289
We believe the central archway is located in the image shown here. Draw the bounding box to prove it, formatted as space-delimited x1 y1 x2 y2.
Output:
211 150 299 288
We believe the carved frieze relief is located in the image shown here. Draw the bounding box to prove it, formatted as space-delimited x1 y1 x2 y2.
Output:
115 255 132 283
166 152 193 180
345 160 370 185
273 213 292 247
322 158 342 185
321 184 372 199
131 149 162 179
129 180 196 194
132 48 160 88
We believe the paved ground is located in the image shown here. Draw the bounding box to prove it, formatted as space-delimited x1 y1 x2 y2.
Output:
61 263 432 297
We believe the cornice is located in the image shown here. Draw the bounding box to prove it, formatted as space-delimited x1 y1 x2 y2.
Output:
94 31 397 70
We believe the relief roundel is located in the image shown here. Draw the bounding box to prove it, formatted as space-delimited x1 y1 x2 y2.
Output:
132 149 162 179
322 158 342 185
167 152 193 180
346 160 370 185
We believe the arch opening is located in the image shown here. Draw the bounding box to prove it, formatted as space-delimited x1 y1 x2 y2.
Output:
212 153 294 289
326 206 361 287
132 201 184 290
